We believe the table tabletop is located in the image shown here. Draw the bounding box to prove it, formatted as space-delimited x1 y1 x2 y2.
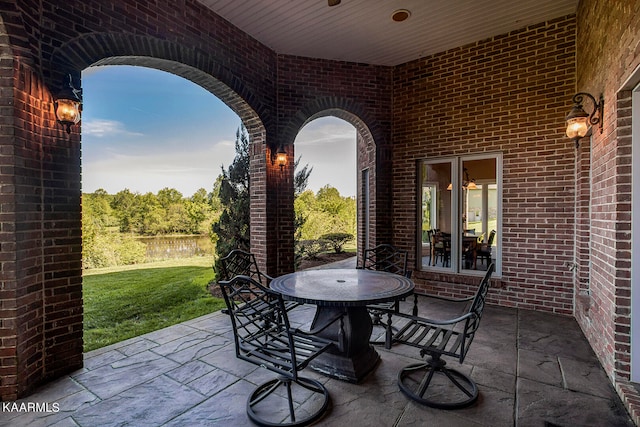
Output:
270 268 414 307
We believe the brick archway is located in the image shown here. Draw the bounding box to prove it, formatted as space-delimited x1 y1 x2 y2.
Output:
48 32 277 273
49 32 268 137
280 97 391 261
1 30 276 400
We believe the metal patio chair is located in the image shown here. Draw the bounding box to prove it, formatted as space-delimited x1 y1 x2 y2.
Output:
218 275 335 426
218 249 274 286
216 249 299 313
357 243 414 348
394 263 495 409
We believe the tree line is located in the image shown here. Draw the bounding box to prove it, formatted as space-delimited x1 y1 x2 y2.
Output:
82 123 356 269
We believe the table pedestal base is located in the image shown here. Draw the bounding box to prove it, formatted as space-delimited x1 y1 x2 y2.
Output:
309 306 380 383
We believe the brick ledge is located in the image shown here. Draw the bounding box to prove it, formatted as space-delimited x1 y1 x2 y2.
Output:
617 380 640 426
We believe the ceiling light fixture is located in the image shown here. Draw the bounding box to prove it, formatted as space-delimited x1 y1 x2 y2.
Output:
391 9 411 22
447 168 477 190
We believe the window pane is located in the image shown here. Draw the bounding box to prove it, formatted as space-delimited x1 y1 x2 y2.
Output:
420 161 452 270
461 158 496 272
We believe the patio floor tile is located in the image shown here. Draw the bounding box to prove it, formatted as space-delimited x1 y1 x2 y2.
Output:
0 282 634 427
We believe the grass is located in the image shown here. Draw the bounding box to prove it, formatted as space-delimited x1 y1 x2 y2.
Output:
83 256 225 352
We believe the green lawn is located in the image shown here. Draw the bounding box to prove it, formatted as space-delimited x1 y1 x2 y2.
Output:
83 256 225 352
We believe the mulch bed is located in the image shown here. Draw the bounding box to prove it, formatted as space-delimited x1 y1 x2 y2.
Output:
296 252 355 270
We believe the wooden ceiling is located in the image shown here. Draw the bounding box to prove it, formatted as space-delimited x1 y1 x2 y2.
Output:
197 0 578 66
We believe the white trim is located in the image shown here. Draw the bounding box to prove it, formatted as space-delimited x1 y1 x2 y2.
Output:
631 81 640 382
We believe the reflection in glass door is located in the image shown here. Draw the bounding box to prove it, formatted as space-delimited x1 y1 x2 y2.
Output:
461 158 497 272
419 155 500 274
419 160 454 270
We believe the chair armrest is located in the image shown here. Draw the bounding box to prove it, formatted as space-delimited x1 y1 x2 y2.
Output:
408 291 473 317
260 271 275 284
292 312 345 352
393 310 475 327
414 291 474 304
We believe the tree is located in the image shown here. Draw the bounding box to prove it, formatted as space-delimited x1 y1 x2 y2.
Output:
212 125 313 272
294 156 312 197
185 188 215 234
295 186 356 239
212 124 251 266
157 187 183 208
111 189 138 233
293 156 313 243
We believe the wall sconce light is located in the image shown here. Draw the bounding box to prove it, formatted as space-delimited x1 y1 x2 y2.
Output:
271 145 287 171
54 74 82 133
565 92 603 148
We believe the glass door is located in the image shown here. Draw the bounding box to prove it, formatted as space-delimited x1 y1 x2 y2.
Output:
419 160 455 270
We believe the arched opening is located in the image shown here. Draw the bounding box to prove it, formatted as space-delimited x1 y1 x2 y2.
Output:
80 64 244 351
294 117 357 266
284 107 380 266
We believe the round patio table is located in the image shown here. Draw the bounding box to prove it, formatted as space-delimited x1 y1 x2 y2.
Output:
270 268 414 383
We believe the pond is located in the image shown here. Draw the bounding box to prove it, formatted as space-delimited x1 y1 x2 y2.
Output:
135 235 214 260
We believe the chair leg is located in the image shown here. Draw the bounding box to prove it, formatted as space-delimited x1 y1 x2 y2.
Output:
370 311 398 348
397 356 479 409
385 312 394 349
247 376 330 426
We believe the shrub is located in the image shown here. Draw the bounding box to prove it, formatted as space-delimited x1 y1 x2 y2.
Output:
295 239 331 267
319 232 354 254
83 232 146 269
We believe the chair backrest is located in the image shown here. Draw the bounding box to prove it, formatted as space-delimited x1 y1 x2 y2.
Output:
218 249 270 285
359 244 410 277
486 230 496 246
458 262 495 362
218 275 296 376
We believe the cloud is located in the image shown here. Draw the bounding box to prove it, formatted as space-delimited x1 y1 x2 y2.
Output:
82 119 144 138
82 138 237 196
295 118 357 197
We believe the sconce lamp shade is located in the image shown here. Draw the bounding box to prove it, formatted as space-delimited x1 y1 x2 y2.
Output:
275 146 287 170
54 75 82 133
565 105 590 140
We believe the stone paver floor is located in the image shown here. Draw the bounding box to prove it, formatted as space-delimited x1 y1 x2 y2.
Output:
0 277 634 426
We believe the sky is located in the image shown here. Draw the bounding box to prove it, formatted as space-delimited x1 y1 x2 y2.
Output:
81 65 357 198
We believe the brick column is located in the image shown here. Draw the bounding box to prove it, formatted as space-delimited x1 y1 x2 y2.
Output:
0 63 83 401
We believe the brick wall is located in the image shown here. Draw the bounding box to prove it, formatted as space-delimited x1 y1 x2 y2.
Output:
574 0 640 422
392 16 578 314
0 55 83 399
2 1 638 416
0 0 395 398
0 55 20 401
275 55 394 271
